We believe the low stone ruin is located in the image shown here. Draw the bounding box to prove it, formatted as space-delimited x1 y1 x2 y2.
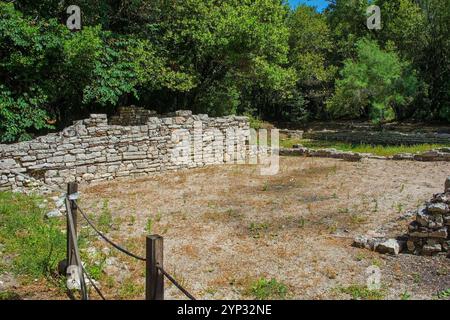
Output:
0 111 250 193
280 147 363 162
354 177 450 257
109 106 158 126
281 145 450 162
406 177 450 256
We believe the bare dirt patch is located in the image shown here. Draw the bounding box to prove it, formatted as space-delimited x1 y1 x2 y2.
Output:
78 157 450 300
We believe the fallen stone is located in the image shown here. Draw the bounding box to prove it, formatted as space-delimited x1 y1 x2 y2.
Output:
353 235 371 249
416 207 430 226
375 239 402 255
432 193 449 204
353 235 384 251
398 210 415 221
406 240 416 252
46 210 63 218
427 202 449 215
421 244 442 256
429 227 448 239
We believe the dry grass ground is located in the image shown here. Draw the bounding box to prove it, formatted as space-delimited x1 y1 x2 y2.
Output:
77 157 450 300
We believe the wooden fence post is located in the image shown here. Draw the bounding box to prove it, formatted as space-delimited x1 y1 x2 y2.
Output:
146 235 164 300
67 182 78 266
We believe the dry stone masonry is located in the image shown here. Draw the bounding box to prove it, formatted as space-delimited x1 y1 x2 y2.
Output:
406 177 450 256
109 106 158 126
280 146 450 162
354 177 450 258
0 111 250 192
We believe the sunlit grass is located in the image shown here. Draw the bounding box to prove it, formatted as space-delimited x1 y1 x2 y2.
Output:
0 192 66 278
280 138 450 157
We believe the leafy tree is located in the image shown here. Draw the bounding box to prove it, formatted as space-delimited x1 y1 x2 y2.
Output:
287 5 336 120
327 39 419 123
326 0 373 62
0 2 65 141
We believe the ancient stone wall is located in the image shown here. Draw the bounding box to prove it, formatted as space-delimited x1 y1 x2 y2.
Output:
109 106 158 126
0 111 250 192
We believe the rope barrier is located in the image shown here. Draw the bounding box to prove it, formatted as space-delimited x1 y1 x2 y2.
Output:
75 202 147 262
157 266 196 300
76 202 196 300
6 172 196 300
66 198 88 300
82 265 106 300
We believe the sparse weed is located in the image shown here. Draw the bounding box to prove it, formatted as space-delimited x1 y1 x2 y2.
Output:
98 199 113 232
145 217 153 234
248 222 270 238
340 285 385 300
396 203 404 214
350 214 368 225
412 273 421 284
437 288 450 300
118 278 143 300
248 278 288 300
401 291 411 300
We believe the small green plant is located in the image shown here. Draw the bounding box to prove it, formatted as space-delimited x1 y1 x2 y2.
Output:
127 215 136 226
401 291 411 300
437 288 450 299
0 291 21 300
98 199 113 232
328 222 338 234
371 259 382 268
145 217 153 234
350 214 368 225
262 181 269 192
249 278 287 300
412 273 421 284
248 222 270 238
298 217 306 228
340 285 385 300
355 253 367 261
118 278 144 299
396 203 404 214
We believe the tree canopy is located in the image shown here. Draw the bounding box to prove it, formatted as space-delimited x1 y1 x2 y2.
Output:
0 0 449 142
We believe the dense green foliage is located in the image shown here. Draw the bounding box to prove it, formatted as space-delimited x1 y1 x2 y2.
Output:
0 0 449 142
327 39 419 123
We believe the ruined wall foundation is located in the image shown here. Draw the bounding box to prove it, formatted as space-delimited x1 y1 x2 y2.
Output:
0 111 250 192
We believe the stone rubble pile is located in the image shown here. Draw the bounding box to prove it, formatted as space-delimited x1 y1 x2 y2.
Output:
353 177 450 257
353 234 405 256
406 177 450 256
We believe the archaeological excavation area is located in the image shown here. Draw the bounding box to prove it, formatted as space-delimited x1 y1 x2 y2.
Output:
76 156 450 300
